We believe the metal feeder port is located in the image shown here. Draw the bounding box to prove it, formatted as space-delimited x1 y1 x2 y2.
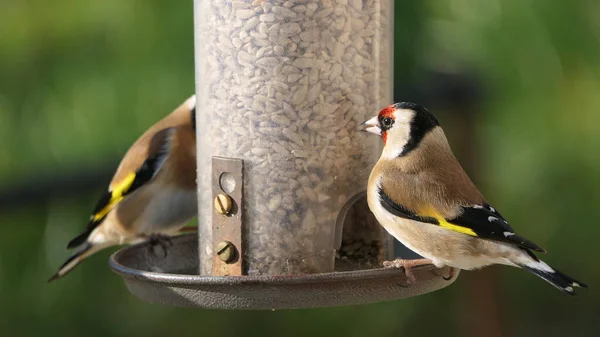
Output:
110 0 459 309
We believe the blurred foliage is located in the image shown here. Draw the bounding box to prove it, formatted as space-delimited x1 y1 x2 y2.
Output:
1 0 599 336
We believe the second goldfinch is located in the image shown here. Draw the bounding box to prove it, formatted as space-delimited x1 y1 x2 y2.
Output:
49 95 198 282
361 102 586 294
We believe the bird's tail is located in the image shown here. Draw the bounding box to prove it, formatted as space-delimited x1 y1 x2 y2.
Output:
48 241 107 283
518 257 587 295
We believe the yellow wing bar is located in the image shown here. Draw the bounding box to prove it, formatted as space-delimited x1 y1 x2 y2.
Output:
418 205 478 237
92 172 136 222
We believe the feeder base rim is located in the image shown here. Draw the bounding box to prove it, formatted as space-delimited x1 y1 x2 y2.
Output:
110 233 459 310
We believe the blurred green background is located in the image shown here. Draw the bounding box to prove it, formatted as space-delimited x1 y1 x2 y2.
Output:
1 0 598 336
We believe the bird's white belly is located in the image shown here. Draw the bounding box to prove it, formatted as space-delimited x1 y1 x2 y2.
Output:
384 217 516 270
139 188 197 234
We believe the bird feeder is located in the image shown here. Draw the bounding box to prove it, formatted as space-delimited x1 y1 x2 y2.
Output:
110 0 458 309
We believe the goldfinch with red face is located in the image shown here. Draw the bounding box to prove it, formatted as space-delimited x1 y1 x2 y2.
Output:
48 95 198 282
361 102 586 294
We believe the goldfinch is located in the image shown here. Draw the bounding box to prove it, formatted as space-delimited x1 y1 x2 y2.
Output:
48 95 198 282
361 102 586 295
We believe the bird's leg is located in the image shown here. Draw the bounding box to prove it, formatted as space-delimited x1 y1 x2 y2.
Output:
146 233 173 258
383 258 433 284
431 266 457 281
442 267 456 281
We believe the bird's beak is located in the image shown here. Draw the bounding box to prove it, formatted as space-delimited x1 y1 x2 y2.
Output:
358 116 381 136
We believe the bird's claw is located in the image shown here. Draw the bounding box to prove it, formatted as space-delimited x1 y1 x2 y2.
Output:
382 258 433 285
147 233 173 258
431 266 456 281
383 259 400 269
442 267 456 281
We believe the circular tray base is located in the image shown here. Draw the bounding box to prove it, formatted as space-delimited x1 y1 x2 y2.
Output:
110 233 458 310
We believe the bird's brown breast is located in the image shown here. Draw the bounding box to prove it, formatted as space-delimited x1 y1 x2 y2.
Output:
373 128 485 219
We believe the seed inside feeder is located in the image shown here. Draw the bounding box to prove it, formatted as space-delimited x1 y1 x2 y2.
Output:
195 0 393 276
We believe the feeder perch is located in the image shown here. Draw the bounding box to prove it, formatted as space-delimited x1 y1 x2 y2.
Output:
110 0 459 309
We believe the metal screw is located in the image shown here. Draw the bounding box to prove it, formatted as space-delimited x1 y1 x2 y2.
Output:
216 241 236 263
214 193 233 215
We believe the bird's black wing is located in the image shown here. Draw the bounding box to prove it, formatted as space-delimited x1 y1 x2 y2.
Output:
378 186 545 253
66 128 174 249
446 204 546 253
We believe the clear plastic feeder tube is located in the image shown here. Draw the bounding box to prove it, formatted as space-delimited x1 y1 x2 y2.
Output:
195 0 393 276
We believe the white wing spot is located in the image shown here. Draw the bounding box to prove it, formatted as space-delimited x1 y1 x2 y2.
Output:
473 205 484 209
565 286 574 292
488 216 499 222
489 206 496 213
503 231 515 237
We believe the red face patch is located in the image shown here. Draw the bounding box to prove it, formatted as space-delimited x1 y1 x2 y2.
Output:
378 105 395 119
378 105 396 144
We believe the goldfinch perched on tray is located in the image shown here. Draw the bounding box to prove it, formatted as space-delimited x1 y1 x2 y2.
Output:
361 102 587 295
48 95 198 282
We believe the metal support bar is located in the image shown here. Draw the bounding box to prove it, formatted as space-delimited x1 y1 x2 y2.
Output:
211 156 244 276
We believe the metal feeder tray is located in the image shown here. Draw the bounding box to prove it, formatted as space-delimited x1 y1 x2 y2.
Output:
110 233 459 310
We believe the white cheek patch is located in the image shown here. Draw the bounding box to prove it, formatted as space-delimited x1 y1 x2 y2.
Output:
381 124 410 159
394 109 414 124
380 109 415 160
381 143 405 160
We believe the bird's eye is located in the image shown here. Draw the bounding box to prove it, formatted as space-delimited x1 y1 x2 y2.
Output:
382 117 393 128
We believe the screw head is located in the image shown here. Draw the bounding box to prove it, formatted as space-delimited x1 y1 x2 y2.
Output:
216 241 236 263
214 193 233 215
